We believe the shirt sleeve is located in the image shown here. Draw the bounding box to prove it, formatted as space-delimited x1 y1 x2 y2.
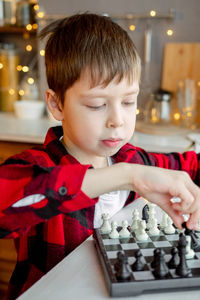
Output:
0 150 96 238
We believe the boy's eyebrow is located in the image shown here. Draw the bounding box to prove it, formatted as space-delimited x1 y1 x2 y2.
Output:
80 89 139 99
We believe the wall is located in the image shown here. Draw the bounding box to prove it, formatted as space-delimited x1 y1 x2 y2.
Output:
38 0 200 102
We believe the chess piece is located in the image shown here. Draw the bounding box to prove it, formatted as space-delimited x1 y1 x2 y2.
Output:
114 251 124 272
176 233 192 277
160 211 168 229
184 226 200 251
130 209 140 232
153 248 169 278
136 220 148 241
168 247 179 269
142 204 149 222
109 221 119 239
100 213 111 234
116 252 131 280
164 216 175 234
146 203 156 230
185 235 195 259
148 218 160 236
151 248 160 268
119 220 130 238
131 249 144 271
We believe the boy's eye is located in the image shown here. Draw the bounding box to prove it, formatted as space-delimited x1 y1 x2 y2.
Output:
123 101 136 106
86 104 105 110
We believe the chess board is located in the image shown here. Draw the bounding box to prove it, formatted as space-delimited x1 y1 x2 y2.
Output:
93 226 200 297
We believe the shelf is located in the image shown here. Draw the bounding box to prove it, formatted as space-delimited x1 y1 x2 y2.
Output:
0 26 36 35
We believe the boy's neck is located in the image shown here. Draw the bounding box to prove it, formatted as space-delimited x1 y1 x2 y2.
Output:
60 137 108 169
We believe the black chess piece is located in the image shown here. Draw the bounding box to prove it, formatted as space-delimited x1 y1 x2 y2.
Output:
153 248 169 278
131 249 144 271
116 252 131 281
183 224 200 251
151 248 160 268
114 251 124 272
142 204 149 222
168 247 179 269
176 233 192 277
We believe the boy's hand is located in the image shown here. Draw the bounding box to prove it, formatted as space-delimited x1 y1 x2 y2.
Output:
129 164 200 230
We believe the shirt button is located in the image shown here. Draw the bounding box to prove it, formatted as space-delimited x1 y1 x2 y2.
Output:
58 186 67 196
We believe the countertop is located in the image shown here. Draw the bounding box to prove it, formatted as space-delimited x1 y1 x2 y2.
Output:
0 112 196 152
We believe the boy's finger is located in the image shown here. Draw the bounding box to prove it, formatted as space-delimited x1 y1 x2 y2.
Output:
186 211 200 230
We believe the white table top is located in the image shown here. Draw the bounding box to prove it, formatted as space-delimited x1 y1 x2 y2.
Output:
18 199 200 300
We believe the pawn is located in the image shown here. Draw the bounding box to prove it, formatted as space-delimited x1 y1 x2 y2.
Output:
136 220 148 241
119 220 130 238
153 249 169 279
114 251 124 272
100 213 111 234
131 249 144 271
168 247 179 269
164 216 175 234
109 221 119 239
151 248 160 268
149 218 160 236
116 253 131 280
130 209 140 232
185 235 195 259
160 211 168 229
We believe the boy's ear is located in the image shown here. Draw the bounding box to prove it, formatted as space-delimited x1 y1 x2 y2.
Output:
46 89 63 121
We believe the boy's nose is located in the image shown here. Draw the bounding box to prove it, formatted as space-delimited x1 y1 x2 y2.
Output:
106 109 124 128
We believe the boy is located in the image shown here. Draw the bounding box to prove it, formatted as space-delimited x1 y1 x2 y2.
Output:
0 13 200 299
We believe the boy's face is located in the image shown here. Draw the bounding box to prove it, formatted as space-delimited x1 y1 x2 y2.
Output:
61 71 139 167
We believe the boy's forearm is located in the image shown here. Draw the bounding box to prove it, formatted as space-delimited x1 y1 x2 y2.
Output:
81 163 132 198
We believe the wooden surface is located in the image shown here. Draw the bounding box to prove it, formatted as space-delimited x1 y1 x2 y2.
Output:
161 43 200 93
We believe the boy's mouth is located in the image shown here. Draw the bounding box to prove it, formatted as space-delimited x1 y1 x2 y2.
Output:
101 138 122 148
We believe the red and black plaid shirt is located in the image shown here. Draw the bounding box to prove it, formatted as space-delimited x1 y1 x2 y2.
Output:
0 126 200 299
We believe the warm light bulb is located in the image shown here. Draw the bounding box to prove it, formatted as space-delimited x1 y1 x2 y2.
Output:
136 108 140 115
129 24 136 31
40 49 45 56
167 29 173 36
32 23 38 30
8 89 15 95
26 24 32 31
37 11 45 18
19 89 25 96
174 113 180 120
197 81 200 87
0 63 3 69
33 4 39 11
26 44 32 52
22 66 29 72
27 77 34 84
17 65 22 71
150 10 156 17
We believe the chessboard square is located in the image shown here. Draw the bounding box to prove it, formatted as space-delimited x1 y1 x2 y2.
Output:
195 252 200 259
105 244 122 251
138 242 155 249
107 250 123 259
121 243 139 250
150 235 167 242
124 249 139 257
140 248 154 257
187 259 200 268
119 237 133 244
103 239 119 245
165 234 179 241
153 240 171 248
191 268 200 277
133 270 154 281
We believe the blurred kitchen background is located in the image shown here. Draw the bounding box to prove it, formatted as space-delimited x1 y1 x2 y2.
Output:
0 0 200 298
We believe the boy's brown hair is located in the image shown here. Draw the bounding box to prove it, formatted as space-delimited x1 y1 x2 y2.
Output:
40 13 141 105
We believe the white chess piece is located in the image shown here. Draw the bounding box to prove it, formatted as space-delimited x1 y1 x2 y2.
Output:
164 216 175 234
109 221 119 239
148 218 160 236
136 220 148 241
160 211 168 229
147 203 156 230
130 209 140 232
119 220 130 238
185 235 195 259
100 213 111 234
